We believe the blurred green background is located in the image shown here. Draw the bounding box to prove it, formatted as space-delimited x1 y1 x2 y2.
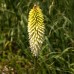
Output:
0 0 74 74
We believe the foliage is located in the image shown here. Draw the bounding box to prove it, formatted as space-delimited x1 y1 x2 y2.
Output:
0 0 74 74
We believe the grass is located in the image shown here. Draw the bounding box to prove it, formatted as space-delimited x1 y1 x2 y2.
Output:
0 0 74 74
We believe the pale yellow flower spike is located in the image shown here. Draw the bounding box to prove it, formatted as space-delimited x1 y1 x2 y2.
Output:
28 4 45 56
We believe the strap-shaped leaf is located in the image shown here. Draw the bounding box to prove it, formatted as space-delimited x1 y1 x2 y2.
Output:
28 5 45 56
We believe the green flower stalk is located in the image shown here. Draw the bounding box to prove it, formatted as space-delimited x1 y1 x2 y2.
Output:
28 4 45 56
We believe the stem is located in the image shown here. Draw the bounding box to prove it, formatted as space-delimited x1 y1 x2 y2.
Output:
34 56 37 74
